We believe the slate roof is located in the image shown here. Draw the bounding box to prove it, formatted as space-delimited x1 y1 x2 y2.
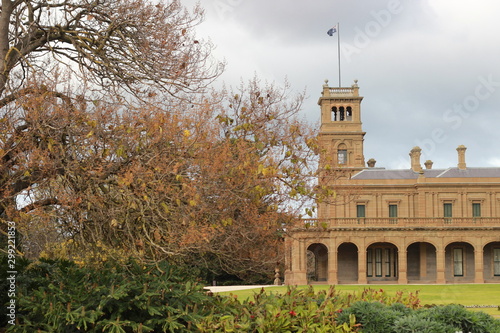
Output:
351 167 500 180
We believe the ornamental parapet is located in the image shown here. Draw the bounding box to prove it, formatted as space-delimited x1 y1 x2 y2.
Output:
296 217 500 229
328 87 358 97
321 80 360 98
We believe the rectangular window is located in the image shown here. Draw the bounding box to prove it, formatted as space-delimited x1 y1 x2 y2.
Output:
444 203 452 223
472 203 481 218
357 205 365 217
375 248 382 277
389 204 398 224
338 150 347 165
453 248 464 276
357 204 366 224
385 249 391 277
494 248 500 276
367 249 373 277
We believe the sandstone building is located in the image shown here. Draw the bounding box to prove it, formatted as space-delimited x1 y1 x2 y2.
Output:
284 81 500 284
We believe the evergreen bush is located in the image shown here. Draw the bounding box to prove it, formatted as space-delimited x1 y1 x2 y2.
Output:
335 301 397 333
392 314 449 333
425 304 500 333
5 258 213 332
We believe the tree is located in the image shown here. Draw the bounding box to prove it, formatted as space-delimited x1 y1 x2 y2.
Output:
1 0 222 253
0 0 222 103
0 0 320 281
28 78 318 281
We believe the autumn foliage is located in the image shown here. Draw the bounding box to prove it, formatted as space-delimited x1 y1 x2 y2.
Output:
0 0 319 281
0 77 318 280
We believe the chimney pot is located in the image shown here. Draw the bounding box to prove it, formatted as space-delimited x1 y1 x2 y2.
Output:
457 145 467 170
409 146 422 172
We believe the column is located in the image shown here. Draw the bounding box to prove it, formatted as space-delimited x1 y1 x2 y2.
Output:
298 239 308 284
474 247 484 283
398 250 408 284
357 241 367 284
287 238 307 285
327 251 338 285
436 247 446 284
328 237 338 285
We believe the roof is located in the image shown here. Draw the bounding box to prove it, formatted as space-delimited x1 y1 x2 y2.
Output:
351 167 500 180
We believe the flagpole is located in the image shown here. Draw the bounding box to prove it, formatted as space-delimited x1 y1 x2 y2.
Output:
337 22 341 88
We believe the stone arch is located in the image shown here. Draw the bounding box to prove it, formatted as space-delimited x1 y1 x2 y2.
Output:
483 241 500 282
406 242 437 283
409 238 439 250
443 240 477 251
445 242 475 283
337 242 358 283
366 242 398 282
307 243 328 282
365 240 401 252
334 140 353 150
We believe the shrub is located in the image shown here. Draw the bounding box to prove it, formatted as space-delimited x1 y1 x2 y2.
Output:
336 301 398 333
196 286 361 332
392 314 449 333
6 258 213 332
337 300 500 333
426 304 500 333
388 302 413 317
197 286 423 332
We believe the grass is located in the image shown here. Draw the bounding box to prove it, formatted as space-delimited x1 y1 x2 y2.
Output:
218 284 500 318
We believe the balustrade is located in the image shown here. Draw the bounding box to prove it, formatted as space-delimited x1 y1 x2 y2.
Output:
299 217 500 229
324 86 360 97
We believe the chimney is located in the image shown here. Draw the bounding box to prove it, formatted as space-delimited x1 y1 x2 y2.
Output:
457 145 467 170
424 160 433 169
367 158 376 168
409 146 422 172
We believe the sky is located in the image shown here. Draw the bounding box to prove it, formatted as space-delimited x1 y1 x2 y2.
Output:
181 0 500 170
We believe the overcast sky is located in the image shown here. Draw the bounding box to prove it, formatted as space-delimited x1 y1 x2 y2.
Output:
182 0 500 170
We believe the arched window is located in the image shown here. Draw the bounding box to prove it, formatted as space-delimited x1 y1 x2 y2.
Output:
346 106 352 120
337 143 347 165
338 150 347 164
339 107 345 121
331 107 337 121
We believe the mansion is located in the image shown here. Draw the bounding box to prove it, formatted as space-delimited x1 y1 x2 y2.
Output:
284 81 500 285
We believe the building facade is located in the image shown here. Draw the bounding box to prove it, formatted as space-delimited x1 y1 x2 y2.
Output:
284 81 500 285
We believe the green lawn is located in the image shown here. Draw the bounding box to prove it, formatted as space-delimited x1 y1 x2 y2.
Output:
218 284 500 318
